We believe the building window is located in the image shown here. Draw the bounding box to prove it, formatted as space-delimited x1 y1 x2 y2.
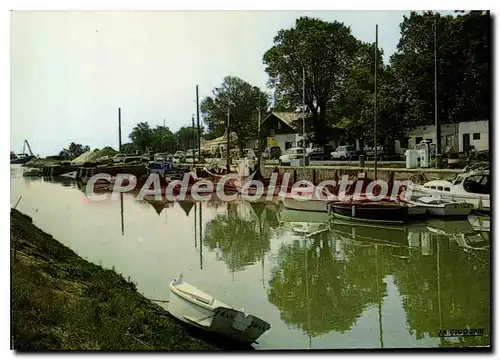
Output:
400 137 409 148
415 137 423 145
473 133 480 140
285 142 293 150
277 122 282 131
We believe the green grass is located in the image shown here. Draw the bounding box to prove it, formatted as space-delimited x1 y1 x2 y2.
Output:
10 209 219 351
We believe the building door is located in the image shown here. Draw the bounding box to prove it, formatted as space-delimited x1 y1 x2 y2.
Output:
462 133 470 153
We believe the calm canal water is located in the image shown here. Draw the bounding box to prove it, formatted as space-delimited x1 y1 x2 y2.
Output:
11 165 490 349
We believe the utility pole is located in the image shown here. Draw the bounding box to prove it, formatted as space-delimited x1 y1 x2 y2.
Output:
434 17 441 159
118 107 122 153
374 25 378 180
196 85 201 164
191 115 195 152
192 115 197 167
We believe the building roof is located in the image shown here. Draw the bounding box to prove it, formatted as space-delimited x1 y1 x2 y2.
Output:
262 112 310 131
202 131 238 149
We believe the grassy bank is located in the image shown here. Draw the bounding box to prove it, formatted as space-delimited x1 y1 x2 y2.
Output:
10 209 219 351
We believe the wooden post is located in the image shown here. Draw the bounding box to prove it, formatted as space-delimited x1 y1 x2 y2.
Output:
312 169 317 186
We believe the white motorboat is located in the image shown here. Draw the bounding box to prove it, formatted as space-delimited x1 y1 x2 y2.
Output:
408 170 490 212
406 196 473 217
168 274 270 345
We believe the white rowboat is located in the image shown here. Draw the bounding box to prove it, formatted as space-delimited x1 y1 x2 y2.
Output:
168 274 270 345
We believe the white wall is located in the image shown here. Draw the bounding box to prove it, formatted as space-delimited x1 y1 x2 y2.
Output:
458 120 489 152
275 133 299 151
408 124 459 150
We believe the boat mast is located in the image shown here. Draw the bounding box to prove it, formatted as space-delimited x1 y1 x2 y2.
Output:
227 106 230 173
196 85 201 166
434 16 441 161
192 115 196 156
374 25 378 180
118 107 122 153
257 92 262 171
302 67 306 165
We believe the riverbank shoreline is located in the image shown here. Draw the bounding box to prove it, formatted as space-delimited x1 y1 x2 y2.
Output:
10 209 220 351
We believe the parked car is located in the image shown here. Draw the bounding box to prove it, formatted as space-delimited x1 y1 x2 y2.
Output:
308 146 334 161
173 151 185 164
262 146 282 160
279 147 308 166
184 149 199 163
330 146 357 160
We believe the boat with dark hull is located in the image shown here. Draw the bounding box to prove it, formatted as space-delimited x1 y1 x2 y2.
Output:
328 200 412 224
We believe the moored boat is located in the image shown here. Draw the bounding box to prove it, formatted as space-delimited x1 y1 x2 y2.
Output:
168 274 271 345
328 200 411 224
406 196 473 217
408 170 490 212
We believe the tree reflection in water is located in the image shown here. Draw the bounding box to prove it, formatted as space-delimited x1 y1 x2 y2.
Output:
203 202 272 273
268 230 387 337
268 220 490 347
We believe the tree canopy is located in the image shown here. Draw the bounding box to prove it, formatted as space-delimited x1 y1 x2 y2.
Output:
200 76 269 152
262 11 490 151
128 122 177 154
263 16 359 146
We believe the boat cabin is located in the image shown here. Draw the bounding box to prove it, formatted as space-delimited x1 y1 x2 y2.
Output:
423 172 490 195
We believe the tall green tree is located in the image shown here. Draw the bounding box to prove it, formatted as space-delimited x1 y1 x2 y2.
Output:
129 122 154 151
200 76 268 152
128 122 177 153
333 41 385 151
263 17 359 146
151 125 177 153
390 11 490 126
175 126 203 151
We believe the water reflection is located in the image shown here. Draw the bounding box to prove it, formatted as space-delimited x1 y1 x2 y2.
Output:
268 228 387 340
10 165 490 349
267 215 490 347
203 202 272 273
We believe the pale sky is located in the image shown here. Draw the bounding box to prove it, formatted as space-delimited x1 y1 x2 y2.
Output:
10 10 454 156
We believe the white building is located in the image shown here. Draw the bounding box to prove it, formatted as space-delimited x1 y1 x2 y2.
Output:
458 120 489 152
407 120 489 153
261 112 308 152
